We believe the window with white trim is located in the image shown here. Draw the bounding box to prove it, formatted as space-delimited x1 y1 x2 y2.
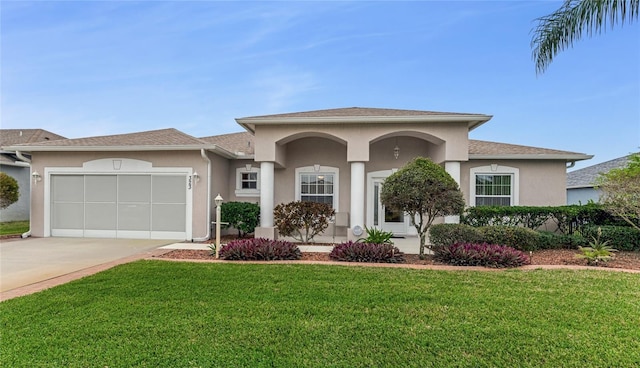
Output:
470 165 519 207
235 167 260 197
295 166 339 210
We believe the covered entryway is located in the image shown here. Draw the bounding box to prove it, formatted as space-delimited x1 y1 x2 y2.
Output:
49 170 191 240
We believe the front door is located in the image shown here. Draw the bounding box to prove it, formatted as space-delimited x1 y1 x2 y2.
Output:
372 179 407 234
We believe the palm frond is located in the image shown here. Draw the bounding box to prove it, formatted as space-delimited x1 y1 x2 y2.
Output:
531 0 639 74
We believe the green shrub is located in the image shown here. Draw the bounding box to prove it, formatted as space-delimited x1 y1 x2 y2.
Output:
274 201 335 243
433 242 530 268
429 224 483 248
358 226 394 245
221 201 260 237
0 173 20 210
536 231 588 250
329 241 405 263
463 206 552 229
478 226 540 252
581 225 640 251
219 238 301 260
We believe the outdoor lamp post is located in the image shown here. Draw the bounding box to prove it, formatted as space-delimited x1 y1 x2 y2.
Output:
215 194 223 258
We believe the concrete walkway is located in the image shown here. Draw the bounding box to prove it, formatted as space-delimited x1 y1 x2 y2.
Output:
1 237 174 294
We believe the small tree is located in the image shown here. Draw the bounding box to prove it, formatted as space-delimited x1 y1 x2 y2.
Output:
0 173 20 210
274 201 335 243
221 201 260 237
596 153 640 231
380 157 465 258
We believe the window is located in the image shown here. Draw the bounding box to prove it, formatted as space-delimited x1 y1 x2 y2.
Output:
475 174 512 206
235 167 260 197
295 166 339 210
241 172 258 189
470 165 519 207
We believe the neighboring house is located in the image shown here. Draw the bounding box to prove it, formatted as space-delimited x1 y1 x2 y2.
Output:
6 107 592 241
566 154 636 205
0 129 67 222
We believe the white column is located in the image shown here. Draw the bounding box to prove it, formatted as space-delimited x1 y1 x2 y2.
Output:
350 162 365 239
259 161 274 228
444 161 461 224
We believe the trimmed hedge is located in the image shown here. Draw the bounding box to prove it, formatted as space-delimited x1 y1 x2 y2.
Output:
429 224 589 251
582 226 640 251
462 204 629 234
219 238 301 260
433 242 530 268
429 223 483 248
330 241 405 263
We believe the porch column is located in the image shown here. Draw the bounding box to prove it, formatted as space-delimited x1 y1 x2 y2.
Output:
444 161 461 224
349 161 365 241
255 161 277 239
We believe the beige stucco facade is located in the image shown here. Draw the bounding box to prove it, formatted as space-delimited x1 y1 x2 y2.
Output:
8 107 591 241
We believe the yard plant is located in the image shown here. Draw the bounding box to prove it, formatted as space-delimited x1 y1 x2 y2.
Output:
1 262 639 367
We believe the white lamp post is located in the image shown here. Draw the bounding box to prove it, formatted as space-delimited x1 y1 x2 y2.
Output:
214 194 223 258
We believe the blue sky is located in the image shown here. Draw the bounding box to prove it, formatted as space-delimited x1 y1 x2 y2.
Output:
2 1 638 170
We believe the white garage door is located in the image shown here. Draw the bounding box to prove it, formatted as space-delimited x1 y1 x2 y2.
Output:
50 174 188 239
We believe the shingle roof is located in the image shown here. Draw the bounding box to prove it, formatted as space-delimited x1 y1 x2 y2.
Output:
469 140 586 156
200 132 255 155
0 129 66 146
240 107 481 119
9 128 207 148
567 154 635 188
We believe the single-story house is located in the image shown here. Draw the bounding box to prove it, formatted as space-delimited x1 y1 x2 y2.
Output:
0 129 66 222
567 154 636 205
6 107 592 241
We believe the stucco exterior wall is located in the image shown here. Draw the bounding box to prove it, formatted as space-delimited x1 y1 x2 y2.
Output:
461 159 568 206
29 150 211 239
253 122 469 164
0 165 30 222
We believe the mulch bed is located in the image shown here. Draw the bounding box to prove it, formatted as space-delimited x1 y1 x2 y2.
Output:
158 248 640 271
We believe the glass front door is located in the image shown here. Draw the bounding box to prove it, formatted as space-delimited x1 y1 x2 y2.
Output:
373 180 407 234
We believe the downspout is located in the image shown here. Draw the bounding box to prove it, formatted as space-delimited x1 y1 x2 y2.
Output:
193 149 212 241
15 151 32 238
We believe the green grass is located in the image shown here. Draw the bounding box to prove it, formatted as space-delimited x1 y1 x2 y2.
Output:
0 220 29 236
1 262 639 367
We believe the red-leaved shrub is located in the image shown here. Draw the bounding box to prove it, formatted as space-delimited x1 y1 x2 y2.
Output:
219 238 301 261
329 241 405 263
434 242 530 268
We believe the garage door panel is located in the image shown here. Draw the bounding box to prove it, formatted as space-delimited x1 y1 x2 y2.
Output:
152 204 186 232
52 175 84 202
153 176 186 203
86 175 117 202
85 203 117 230
118 203 151 231
119 175 151 203
52 203 84 229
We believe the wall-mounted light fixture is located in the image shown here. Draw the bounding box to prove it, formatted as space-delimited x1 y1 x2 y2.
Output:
393 138 400 160
192 171 200 183
32 171 42 184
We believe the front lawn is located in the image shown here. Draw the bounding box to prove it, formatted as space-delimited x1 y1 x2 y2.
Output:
1 262 639 367
0 221 29 236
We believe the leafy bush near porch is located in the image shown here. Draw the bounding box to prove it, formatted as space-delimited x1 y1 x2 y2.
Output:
434 242 530 268
357 226 394 245
219 238 301 260
221 201 260 237
429 223 484 248
274 201 335 243
582 225 640 251
477 226 540 252
329 241 405 263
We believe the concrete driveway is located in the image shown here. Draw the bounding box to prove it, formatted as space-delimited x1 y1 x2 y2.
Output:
1 237 174 292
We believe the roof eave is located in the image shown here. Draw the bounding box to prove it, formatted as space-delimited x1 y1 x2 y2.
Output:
236 114 493 131
469 154 594 161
